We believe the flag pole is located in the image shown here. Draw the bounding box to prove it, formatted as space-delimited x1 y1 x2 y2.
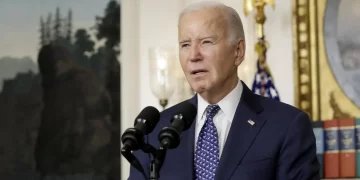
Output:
244 0 278 99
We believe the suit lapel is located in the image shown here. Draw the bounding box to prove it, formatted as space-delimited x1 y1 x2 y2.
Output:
181 95 197 179
215 81 266 180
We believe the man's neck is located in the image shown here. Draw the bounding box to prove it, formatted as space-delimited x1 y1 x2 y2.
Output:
199 75 239 104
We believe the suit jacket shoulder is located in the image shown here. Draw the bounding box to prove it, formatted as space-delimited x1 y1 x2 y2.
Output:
256 94 309 127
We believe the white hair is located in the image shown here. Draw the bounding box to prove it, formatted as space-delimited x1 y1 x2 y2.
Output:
178 1 245 45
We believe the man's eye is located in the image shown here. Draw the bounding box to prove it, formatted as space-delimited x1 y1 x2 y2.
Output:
203 40 212 44
182 44 190 48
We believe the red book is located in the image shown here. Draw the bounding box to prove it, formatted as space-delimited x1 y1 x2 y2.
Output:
339 118 356 178
324 119 340 178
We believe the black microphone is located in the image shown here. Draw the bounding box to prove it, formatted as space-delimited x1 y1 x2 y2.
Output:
121 106 160 151
158 101 197 149
120 106 160 180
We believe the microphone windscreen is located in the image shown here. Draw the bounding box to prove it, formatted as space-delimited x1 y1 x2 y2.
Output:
175 101 197 130
135 106 160 131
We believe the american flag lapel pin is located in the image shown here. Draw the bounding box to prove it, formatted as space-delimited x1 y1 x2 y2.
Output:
247 119 255 126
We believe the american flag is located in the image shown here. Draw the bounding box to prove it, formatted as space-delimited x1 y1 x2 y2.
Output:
251 38 280 101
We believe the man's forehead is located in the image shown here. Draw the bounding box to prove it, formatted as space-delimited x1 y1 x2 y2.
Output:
179 8 225 24
178 10 227 39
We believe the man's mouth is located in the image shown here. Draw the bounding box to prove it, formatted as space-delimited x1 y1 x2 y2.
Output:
191 69 208 75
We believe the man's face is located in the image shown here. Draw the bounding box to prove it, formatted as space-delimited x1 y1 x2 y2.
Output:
178 8 244 94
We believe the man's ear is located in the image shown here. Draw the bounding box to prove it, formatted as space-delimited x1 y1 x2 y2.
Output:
234 39 246 66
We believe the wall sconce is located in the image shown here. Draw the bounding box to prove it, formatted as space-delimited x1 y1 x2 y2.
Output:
148 46 177 110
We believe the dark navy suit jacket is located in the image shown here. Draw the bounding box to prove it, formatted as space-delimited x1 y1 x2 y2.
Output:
128 81 320 180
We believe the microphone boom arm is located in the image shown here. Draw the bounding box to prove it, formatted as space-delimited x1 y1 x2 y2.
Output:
121 146 148 180
140 143 157 159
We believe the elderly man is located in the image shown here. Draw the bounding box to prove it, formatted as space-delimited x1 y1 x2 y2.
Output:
129 1 320 180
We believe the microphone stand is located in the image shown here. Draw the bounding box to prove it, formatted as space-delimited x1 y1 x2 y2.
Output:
122 141 169 180
149 144 169 180
121 145 148 180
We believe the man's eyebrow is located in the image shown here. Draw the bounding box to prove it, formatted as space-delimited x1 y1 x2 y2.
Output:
199 36 215 40
179 40 190 44
179 36 217 44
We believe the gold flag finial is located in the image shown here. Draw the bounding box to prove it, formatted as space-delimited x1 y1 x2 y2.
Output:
243 0 275 38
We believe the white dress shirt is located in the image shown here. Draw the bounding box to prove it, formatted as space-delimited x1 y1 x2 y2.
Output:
194 80 243 157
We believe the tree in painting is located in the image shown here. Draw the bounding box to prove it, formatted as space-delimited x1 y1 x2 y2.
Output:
94 2 121 179
95 0 121 54
34 1 121 179
0 1 120 180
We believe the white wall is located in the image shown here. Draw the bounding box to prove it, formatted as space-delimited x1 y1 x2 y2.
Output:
121 0 293 179
121 0 140 179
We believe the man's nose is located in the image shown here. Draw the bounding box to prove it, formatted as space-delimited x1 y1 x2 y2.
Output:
189 44 201 62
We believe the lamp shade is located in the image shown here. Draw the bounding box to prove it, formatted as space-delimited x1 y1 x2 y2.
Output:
148 46 178 100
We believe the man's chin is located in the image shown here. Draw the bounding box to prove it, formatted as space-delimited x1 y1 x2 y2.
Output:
191 85 207 94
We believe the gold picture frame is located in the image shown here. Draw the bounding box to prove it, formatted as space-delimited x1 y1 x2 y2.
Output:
293 0 360 121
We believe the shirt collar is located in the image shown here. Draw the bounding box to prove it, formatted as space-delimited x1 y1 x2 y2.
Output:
197 79 243 122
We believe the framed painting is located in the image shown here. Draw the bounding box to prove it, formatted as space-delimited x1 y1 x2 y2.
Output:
293 0 360 121
0 0 121 179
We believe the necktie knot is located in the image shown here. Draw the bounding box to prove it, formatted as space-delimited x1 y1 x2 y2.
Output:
206 104 220 119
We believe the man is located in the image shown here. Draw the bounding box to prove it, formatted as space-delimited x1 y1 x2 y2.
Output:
129 1 320 180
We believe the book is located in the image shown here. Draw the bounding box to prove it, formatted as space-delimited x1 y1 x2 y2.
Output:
355 118 360 177
339 118 355 178
313 121 324 178
324 119 340 178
